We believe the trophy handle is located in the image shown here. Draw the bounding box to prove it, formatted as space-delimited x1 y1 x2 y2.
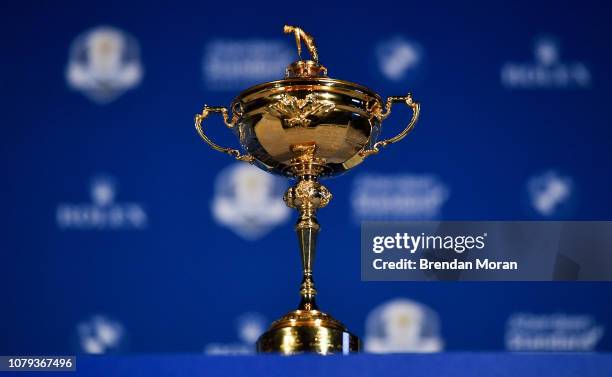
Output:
194 106 255 162
359 93 420 157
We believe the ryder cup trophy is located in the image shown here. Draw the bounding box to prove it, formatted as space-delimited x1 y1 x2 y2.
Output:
194 26 420 354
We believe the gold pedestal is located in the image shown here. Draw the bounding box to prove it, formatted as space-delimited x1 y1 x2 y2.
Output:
257 310 359 354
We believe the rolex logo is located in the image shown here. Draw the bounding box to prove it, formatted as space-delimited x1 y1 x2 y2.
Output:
56 175 148 230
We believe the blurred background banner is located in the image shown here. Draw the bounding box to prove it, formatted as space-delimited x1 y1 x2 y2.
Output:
1 0 611 354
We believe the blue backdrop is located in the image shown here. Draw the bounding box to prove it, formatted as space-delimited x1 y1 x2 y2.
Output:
2 0 611 354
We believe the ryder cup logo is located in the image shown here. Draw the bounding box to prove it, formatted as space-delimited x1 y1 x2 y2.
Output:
56 175 148 230
212 163 290 240
351 173 449 221
364 299 443 353
373 36 424 85
66 26 143 103
501 36 591 89
505 313 604 351
526 170 575 217
203 39 293 90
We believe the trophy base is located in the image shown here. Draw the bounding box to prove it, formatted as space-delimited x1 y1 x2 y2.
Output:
256 309 360 355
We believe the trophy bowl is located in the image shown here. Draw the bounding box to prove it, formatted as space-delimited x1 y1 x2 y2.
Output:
231 77 384 177
194 26 420 355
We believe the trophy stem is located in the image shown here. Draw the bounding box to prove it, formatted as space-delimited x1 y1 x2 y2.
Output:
297 223 319 311
284 174 330 311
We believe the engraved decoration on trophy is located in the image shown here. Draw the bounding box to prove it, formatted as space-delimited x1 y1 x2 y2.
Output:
268 94 336 128
194 25 421 355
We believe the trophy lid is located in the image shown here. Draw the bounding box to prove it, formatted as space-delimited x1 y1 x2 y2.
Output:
234 25 382 104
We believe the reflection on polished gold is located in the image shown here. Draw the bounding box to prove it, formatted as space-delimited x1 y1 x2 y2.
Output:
194 25 421 355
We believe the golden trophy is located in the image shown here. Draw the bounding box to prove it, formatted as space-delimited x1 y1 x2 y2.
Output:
194 26 420 354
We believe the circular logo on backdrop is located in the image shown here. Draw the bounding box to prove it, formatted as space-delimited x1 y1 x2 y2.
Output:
371 36 426 87
66 26 143 104
364 298 443 353
212 163 290 240
74 315 127 354
525 170 576 218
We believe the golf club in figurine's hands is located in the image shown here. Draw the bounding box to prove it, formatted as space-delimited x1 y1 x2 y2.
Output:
194 25 420 354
